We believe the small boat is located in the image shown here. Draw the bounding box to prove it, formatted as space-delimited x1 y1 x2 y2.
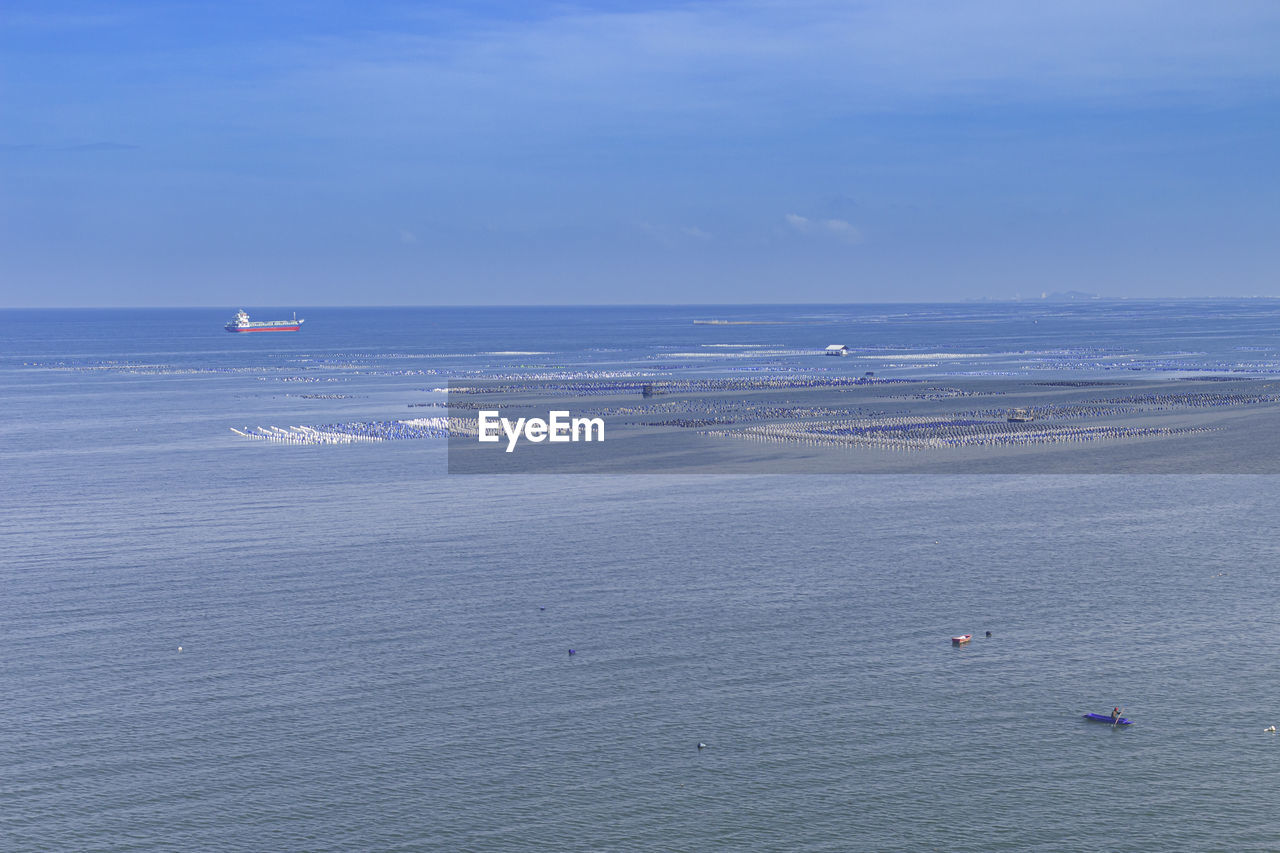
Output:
951 634 971 645
1082 713 1132 725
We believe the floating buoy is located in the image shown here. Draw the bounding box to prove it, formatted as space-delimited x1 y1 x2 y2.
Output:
568 649 575 656
697 742 707 750
177 646 183 652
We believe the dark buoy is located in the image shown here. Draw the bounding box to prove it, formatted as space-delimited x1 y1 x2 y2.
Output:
985 631 992 638
539 606 546 611
568 649 575 656
697 742 707 750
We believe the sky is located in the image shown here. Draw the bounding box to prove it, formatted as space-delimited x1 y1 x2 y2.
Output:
2 0 1278 306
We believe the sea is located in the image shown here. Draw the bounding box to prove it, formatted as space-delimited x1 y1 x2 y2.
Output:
4 301 1280 851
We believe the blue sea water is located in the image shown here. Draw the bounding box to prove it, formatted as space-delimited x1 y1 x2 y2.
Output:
4 303 1280 851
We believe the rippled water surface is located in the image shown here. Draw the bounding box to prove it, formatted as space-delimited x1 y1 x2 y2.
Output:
4 305 1280 851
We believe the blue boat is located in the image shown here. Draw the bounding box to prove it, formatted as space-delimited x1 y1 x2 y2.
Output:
1083 713 1132 725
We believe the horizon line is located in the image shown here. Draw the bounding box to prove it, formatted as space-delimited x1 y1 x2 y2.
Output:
4 295 1280 310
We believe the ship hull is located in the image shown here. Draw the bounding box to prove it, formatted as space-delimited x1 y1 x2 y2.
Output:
225 325 303 332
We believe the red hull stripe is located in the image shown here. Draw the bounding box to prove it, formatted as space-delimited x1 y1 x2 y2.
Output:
228 326 302 332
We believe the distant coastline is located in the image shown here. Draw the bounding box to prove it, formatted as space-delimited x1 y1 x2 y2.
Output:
692 319 789 325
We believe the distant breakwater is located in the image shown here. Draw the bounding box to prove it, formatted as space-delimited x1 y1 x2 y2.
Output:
230 417 463 445
705 419 1215 452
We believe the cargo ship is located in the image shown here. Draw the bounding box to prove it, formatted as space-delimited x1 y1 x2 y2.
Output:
224 309 305 333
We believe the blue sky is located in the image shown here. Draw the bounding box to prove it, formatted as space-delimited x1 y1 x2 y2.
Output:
2 1 1278 306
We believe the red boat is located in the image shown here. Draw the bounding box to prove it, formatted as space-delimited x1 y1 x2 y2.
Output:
951 634 971 645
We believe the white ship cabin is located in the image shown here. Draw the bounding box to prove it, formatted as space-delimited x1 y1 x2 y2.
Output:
825 344 849 356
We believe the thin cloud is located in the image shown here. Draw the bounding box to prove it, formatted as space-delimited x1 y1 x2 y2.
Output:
342 1 1280 121
821 218 862 244
65 142 140 151
0 142 139 152
786 213 862 244
1 11 125 30
47 2 1277 156
639 222 713 245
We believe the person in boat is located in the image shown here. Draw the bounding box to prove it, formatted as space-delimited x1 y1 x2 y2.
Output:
1111 707 1121 722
